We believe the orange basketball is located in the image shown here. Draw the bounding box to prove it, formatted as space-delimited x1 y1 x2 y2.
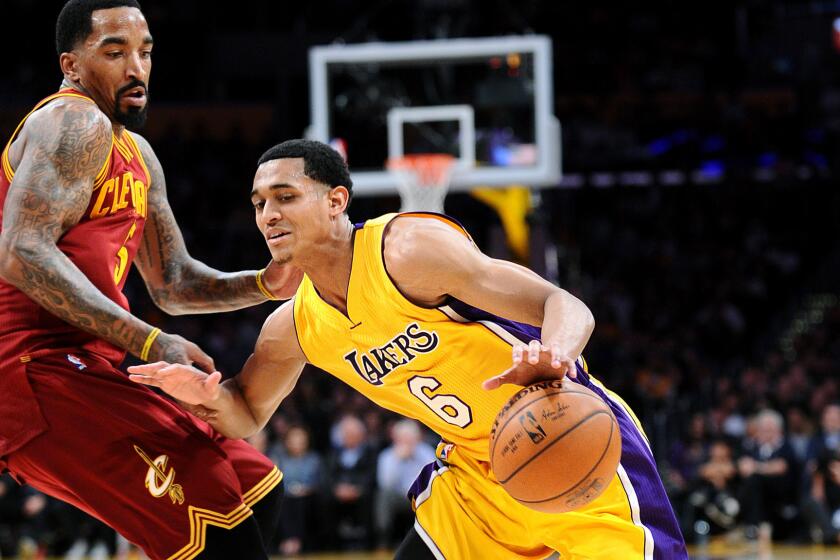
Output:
489 377 622 513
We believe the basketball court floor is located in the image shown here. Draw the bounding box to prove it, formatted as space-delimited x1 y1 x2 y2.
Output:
689 544 840 559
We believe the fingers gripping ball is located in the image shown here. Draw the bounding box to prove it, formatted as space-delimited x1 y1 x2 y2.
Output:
489 378 622 513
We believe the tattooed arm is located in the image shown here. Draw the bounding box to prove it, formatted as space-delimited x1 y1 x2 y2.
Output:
131 134 300 315
0 99 211 367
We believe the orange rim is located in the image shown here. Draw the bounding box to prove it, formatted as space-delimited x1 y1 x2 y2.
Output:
386 153 456 187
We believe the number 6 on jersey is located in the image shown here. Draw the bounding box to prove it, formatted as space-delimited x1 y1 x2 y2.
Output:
408 375 473 428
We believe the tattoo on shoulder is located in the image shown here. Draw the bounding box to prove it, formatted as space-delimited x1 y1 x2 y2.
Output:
52 107 111 181
8 102 112 236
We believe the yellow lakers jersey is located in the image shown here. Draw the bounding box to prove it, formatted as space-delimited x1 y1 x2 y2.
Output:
293 213 539 462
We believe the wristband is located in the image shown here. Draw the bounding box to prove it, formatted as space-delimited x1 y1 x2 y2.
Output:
140 328 161 361
256 268 280 301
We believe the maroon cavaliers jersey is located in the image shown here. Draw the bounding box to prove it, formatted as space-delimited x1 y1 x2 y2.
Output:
0 89 151 456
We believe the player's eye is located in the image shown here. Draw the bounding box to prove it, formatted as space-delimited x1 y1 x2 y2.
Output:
252 200 265 210
140 50 152 59
106 51 123 59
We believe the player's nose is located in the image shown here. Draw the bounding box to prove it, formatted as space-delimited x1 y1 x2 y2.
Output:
262 201 282 225
125 53 146 81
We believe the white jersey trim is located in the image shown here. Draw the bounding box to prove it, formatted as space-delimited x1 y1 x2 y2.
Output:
413 519 447 560
438 304 523 346
413 464 449 508
616 463 655 560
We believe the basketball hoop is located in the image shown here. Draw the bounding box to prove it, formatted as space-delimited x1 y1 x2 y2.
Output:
386 153 456 213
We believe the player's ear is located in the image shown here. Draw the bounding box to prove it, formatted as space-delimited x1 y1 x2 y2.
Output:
327 186 350 216
60 52 81 82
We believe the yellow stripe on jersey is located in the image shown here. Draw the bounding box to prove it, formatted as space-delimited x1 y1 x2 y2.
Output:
293 213 524 463
92 135 115 190
124 131 152 189
242 467 283 507
113 133 134 162
165 503 253 560
165 467 282 560
1 148 13 183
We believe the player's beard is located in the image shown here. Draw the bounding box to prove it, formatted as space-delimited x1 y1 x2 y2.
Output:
114 80 149 131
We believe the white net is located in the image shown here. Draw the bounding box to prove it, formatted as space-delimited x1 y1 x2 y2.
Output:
387 154 455 213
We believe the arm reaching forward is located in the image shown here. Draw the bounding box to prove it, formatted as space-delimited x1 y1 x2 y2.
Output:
128 301 306 438
131 133 302 314
383 216 595 389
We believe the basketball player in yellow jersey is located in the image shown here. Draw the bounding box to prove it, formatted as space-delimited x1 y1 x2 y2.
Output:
129 140 688 559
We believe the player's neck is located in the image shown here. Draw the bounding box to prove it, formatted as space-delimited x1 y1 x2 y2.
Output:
60 77 85 95
301 218 355 315
59 78 125 136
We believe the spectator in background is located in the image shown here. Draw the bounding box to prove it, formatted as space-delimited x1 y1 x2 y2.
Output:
245 428 270 455
802 446 840 544
807 403 840 464
669 413 711 494
374 420 436 550
0 473 48 557
59 504 114 560
325 415 377 550
737 409 798 541
785 405 815 467
270 426 324 556
0 472 126 560
363 410 389 453
269 414 292 447
717 393 747 440
685 440 740 540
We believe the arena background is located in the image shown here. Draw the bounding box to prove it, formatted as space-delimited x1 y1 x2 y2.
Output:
2 1 840 558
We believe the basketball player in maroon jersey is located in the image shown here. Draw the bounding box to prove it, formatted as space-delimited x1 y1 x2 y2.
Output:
0 1 300 558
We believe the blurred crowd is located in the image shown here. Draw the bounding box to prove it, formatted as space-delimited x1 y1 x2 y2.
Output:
663 305 840 545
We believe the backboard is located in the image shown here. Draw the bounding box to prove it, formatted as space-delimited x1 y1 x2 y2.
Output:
308 35 561 195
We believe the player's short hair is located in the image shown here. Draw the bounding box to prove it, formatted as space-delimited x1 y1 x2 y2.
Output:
258 139 354 199
56 0 142 55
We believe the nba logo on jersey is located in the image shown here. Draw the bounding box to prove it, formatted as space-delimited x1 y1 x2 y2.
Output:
65 354 87 370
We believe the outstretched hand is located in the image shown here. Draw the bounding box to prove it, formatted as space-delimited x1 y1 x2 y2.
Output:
483 340 578 390
128 361 222 405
